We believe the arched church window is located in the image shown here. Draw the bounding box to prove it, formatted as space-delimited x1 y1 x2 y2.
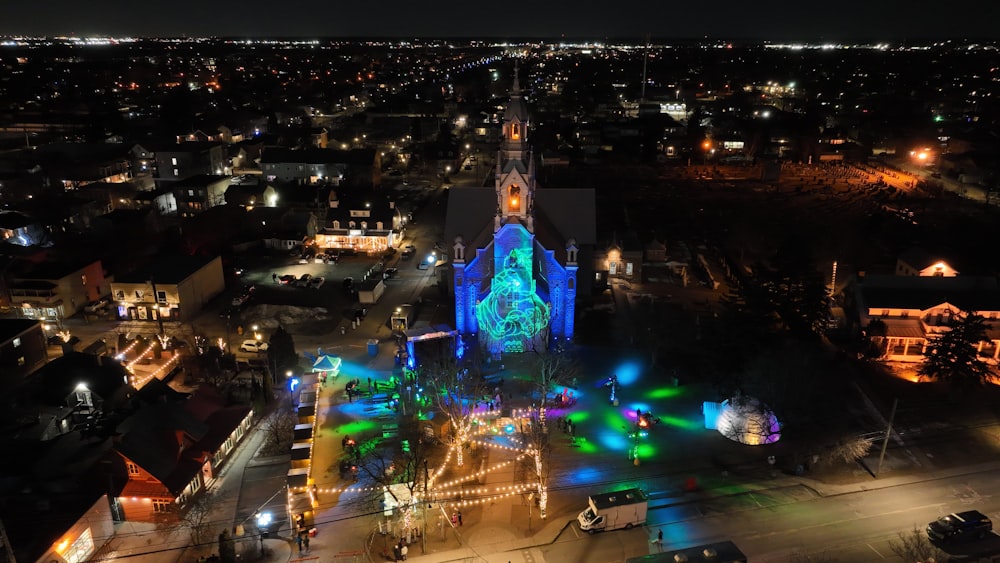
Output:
568 278 575 290
508 185 521 212
333 220 340 229
511 123 520 141
361 221 368 230
349 221 356 229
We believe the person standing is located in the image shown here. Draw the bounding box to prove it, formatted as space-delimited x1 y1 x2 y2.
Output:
657 528 663 550
400 543 408 560
457 510 463 526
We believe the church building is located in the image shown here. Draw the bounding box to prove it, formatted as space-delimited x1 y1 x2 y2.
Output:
446 66 596 354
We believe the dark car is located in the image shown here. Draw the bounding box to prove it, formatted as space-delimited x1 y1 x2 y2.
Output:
383 268 398 280
927 510 992 542
342 277 355 290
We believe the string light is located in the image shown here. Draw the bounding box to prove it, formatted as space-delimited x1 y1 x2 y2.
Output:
129 353 180 388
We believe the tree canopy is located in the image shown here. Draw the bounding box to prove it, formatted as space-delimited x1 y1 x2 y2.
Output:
919 311 994 388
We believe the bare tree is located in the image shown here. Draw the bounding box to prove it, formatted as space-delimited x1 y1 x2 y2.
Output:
823 436 874 465
530 345 581 423
423 356 489 467
888 526 947 562
519 412 552 519
183 492 216 546
258 412 296 457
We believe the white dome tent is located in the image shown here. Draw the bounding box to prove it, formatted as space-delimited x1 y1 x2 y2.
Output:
716 396 781 445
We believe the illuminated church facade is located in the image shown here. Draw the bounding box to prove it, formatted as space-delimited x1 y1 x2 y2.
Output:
446 68 595 354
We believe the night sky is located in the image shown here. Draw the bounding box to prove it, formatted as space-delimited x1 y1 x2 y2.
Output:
3 0 999 40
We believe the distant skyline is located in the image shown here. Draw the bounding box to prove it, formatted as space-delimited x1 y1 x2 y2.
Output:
3 0 1000 41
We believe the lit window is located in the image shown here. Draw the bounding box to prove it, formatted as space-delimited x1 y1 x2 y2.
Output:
127 462 140 476
173 168 179 176
12 337 21 348
17 356 25 366
171 157 178 165
152 499 172 513
81 274 87 286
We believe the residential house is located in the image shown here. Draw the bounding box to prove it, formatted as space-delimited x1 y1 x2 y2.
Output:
6 492 117 563
260 148 380 187
153 142 227 182
9 259 108 324
848 274 1000 363
110 255 224 322
896 248 959 277
22 351 136 439
593 234 643 289
133 186 178 216
113 383 253 521
313 190 402 254
29 142 133 190
172 174 231 217
224 181 279 209
0 319 48 391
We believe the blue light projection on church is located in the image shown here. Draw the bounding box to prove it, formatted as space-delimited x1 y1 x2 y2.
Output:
450 65 582 355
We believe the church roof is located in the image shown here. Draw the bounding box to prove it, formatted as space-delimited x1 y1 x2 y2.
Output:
534 189 596 245
502 160 528 175
445 188 496 249
444 187 596 253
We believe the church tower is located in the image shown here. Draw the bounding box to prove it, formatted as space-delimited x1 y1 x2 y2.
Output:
495 61 536 230
449 62 593 356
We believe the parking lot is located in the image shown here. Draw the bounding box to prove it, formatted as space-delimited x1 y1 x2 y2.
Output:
220 251 394 326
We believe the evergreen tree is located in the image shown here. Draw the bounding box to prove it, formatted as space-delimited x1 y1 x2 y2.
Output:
267 326 298 376
218 529 236 563
919 311 993 387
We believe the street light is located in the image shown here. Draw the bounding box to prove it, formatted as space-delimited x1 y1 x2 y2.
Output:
256 511 272 554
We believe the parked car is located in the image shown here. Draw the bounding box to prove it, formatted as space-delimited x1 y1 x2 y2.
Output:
279 274 297 284
307 276 326 289
240 340 269 353
383 268 399 280
294 273 313 287
232 294 251 307
342 276 355 289
83 298 110 314
927 510 992 542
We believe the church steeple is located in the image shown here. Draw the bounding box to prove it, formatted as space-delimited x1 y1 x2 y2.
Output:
496 61 536 231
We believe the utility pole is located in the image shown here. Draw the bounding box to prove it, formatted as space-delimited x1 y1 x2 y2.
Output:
149 276 165 337
875 398 898 478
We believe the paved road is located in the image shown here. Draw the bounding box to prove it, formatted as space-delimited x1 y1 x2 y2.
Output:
541 464 1000 562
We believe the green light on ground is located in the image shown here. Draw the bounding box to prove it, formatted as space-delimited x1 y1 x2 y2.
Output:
636 443 657 458
659 415 701 431
566 410 590 424
336 420 378 435
645 386 684 400
575 439 599 454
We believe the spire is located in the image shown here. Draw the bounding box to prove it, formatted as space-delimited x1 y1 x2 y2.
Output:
512 59 521 97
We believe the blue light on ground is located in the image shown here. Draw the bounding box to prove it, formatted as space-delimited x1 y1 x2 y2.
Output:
562 465 603 487
611 360 642 386
596 429 629 451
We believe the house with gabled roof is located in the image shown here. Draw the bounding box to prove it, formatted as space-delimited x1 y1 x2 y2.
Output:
849 273 1000 363
112 383 253 521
